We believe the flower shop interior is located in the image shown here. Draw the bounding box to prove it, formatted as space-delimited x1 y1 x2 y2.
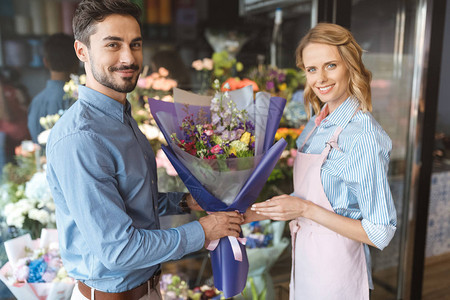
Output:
0 0 449 299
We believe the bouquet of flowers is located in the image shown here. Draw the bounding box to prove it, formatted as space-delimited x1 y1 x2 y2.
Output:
0 229 75 299
148 81 287 298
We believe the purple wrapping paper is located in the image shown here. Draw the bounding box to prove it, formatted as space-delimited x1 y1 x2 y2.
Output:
148 95 287 298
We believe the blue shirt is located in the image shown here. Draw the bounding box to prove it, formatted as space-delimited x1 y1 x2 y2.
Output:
46 85 205 292
297 97 397 288
28 80 68 143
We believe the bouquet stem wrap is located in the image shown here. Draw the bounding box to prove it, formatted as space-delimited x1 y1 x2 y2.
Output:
149 86 287 298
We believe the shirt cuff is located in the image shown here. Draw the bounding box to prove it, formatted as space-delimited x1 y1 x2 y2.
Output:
361 219 396 250
175 221 205 254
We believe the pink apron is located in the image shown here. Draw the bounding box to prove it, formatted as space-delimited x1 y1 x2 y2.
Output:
289 124 369 300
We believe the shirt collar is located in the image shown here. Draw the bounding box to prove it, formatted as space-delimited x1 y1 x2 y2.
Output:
46 79 66 89
320 97 360 129
78 85 130 123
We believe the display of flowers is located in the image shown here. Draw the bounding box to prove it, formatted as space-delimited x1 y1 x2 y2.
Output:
2 171 55 239
171 81 255 162
256 126 304 202
63 74 86 106
128 67 178 152
282 92 308 128
243 221 274 249
211 51 244 84
133 67 177 102
188 285 223 300
191 58 214 94
159 273 188 300
37 113 62 145
239 220 289 300
247 65 304 102
221 77 259 92
1 145 38 211
159 274 223 300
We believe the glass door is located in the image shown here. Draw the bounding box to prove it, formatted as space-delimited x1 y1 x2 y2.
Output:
350 0 427 298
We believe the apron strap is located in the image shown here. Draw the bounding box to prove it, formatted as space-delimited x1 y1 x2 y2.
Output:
320 126 343 162
319 106 361 158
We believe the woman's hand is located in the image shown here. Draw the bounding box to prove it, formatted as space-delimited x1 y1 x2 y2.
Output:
250 194 314 221
252 194 377 247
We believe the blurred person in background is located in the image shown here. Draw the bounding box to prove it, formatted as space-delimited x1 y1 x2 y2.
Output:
27 33 79 143
0 74 30 178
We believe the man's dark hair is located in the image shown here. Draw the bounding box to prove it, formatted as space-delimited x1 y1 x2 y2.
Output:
72 0 142 47
43 33 78 72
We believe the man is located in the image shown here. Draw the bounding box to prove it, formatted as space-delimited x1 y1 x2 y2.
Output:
45 1 243 299
27 33 79 143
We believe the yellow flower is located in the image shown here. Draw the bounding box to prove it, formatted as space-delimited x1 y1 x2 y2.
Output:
278 83 287 91
229 147 237 156
236 62 244 72
240 131 251 144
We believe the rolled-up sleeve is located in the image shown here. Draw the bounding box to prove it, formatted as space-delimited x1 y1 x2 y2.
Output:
343 130 397 250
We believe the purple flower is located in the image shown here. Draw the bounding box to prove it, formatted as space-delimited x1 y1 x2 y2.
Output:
278 72 286 82
236 128 245 138
216 125 226 133
246 121 255 131
212 114 221 125
221 131 231 140
266 81 275 90
269 70 278 77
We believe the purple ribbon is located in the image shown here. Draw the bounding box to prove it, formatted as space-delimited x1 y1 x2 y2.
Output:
207 237 247 262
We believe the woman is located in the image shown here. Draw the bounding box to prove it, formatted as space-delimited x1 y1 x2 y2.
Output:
249 23 397 299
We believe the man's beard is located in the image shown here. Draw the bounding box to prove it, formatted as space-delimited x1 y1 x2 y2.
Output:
89 58 140 93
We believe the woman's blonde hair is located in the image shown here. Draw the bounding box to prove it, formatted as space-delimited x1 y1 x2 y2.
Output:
295 23 372 117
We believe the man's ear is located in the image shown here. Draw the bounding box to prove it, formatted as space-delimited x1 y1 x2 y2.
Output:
74 40 88 62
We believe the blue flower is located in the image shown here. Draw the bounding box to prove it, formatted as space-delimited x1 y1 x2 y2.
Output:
27 258 48 283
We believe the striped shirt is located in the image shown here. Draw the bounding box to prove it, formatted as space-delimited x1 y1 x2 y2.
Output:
297 97 397 250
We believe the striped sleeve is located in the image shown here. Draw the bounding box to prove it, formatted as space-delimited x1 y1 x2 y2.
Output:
343 130 397 250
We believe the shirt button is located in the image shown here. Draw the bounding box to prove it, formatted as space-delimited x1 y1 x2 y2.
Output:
151 180 155 185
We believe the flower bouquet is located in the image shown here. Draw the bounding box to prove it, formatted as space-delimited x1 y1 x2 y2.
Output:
0 229 75 299
148 81 287 298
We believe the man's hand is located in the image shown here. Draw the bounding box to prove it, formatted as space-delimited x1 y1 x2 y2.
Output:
199 211 244 247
